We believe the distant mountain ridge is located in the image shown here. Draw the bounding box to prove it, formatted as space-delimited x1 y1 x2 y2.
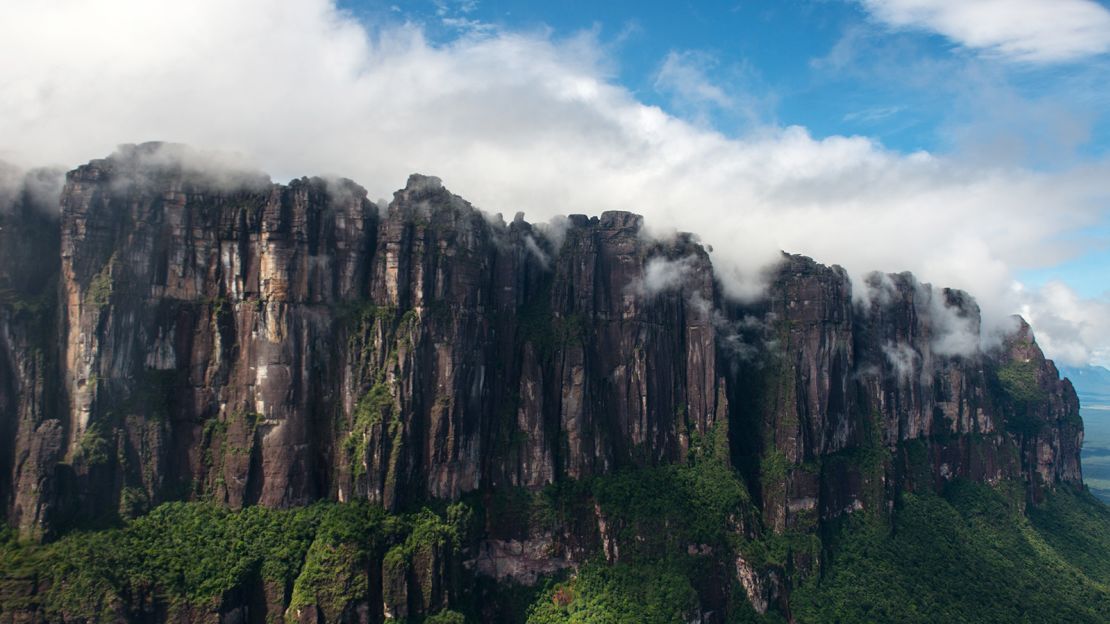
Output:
1060 364 1110 409
1062 364 1110 504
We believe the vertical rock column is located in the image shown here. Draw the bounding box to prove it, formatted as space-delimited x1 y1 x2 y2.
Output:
0 180 63 540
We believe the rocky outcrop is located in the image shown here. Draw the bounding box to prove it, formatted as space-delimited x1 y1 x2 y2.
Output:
721 257 1083 537
0 144 1087 620
3 145 737 533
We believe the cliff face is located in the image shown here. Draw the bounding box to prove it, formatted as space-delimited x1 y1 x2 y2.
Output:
724 261 1083 537
0 145 1087 621
0 171 63 541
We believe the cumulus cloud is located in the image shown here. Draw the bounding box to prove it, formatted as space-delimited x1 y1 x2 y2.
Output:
1017 281 1110 367
0 0 1108 364
858 0 1110 63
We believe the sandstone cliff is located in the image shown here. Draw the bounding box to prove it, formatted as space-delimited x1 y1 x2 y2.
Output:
0 144 1086 622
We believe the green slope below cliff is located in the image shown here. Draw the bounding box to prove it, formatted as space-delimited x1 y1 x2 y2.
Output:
523 481 1110 624
3 470 1108 623
789 483 1110 623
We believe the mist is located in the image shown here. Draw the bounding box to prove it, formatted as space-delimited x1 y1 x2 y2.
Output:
0 162 65 216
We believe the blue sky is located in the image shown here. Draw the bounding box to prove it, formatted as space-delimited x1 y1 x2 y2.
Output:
3 0 1109 364
345 1 1110 153
344 0 1110 298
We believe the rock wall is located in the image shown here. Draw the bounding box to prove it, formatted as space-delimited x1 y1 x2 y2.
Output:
0 144 1087 619
1 171 64 540
1 145 741 535
723 255 1084 537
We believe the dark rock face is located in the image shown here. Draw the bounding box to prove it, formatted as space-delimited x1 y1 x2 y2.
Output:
1 169 63 540
2 147 734 528
0 145 1086 620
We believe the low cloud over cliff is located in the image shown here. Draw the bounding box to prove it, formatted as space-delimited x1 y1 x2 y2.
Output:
1 0 1107 365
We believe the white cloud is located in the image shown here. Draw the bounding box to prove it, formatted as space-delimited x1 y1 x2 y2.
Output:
633 255 699 297
882 342 919 382
1017 281 1110 367
653 50 773 129
434 0 492 35
0 163 65 215
1 0 1108 364
929 291 980 357
859 0 1110 63
654 50 734 110
843 106 904 124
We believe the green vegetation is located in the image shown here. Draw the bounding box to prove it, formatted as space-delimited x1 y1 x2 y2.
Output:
0 500 466 621
996 359 1054 434
0 285 53 315
525 453 1110 624
738 529 821 576
760 449 789 483
288 503 393 615
354 383 394 427
542 426 752 555
528 559 699 624
76 422 113 466
198 410 261 499
0 503 318 619
346 382 395 477
118 486 150 520
790 481 1110 623
1027 485 1110 581
998 360 1047 405
3 425 1110 623
339 298 420 489
338 301 397 328
426 610 467 624
382 507 462 571
85 262 114 308
525 426 771 622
